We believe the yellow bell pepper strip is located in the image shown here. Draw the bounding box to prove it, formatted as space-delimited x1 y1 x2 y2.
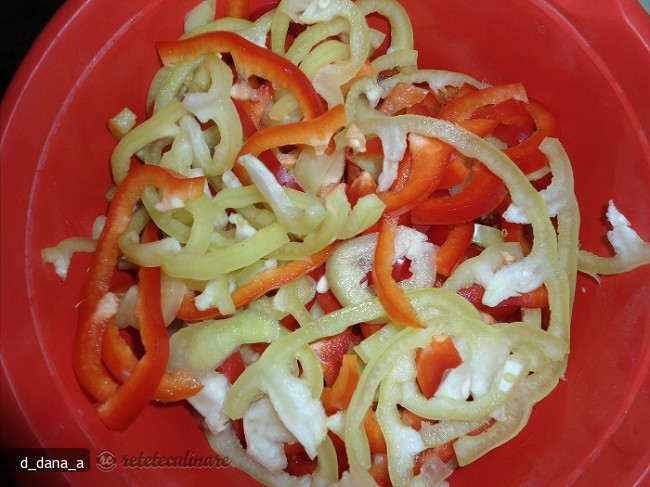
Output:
73 165 205 407
231 104 346 186
410 159 507 225
177 240 338 321
156 31 324 119
372 214 426 328
96 222 170 430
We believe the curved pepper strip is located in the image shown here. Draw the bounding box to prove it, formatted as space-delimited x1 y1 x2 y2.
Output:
156 31 324 119
97 223 170 430
434 222 475 277
74 165 205 405
101 322 203 402
378 133 452 215
437 83 529 122
232 104 346 186
410 159 508 225
177 240 338 321
504 100 560 174
372 214 425 328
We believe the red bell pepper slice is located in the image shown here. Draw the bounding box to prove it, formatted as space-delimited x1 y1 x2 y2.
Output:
232 104 346 186
415 335 462 399
311 326 352 387
321 353 360 414
368 453 391 487
379 82 430 115
216 350 247 384
434 222 475 277
378 133 453 215
102 322 203 402
458 283 548 309
96 223 172 430
74 165 205 406
177 240 337 321
504 100 560 174
437 83 528 122
410 159 507 225
372 214 425 328
156 31 324 119
226 0 250 19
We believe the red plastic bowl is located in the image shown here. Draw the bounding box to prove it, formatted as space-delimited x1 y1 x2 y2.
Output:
1 0 649 486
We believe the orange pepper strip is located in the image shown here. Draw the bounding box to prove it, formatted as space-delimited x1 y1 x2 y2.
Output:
410 159 507 225
364 410 388 454
437 83 528 122
74 166 205 405
231 104 346 184
97 223 174 430
156 31 323 119
177 241 338 321
378 133 453 215
321 353 360 415
415 335 463 399
378 82 429 115
372 214 426 328
368 453 391 487
226 0 250 18
435 222 475 277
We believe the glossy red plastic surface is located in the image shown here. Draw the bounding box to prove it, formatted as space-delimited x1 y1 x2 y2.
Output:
1 0 649 485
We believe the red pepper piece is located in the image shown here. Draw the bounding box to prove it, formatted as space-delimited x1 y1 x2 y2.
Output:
415 335 462 399
368 453 391 487
504 100 560 174
311 327 353 387
226 0 250 19
232 104 346 186
372 214 426 328
156 31 324 119
437 83 528 122
74 165 205 406
434 222 475 277
379 82 430 115
378 133 453 215
96 223 171 430
102 322 203 402
414 444 457 475
410 159 507 225
216 350 246 384
457 283 549 320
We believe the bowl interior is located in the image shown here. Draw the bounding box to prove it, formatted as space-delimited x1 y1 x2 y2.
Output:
3 0 649 485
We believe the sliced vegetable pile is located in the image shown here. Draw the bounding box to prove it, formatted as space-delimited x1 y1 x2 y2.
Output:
42 0 650 485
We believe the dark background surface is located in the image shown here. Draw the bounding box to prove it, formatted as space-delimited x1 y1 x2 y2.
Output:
1 0 67 98
1 3 66 485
